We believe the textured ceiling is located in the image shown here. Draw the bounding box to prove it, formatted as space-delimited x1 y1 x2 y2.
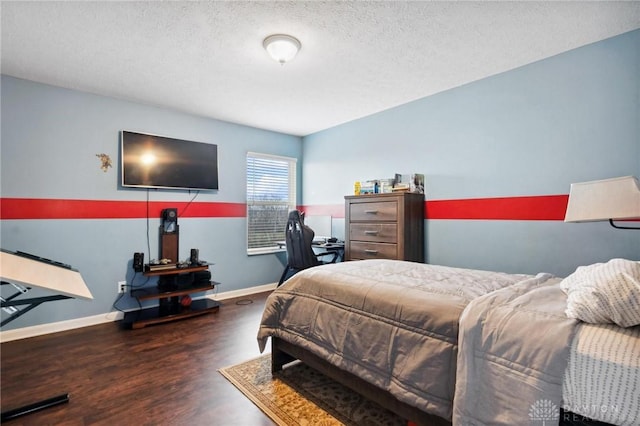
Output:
2 1 639 136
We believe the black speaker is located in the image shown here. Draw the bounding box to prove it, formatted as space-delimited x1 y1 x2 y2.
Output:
193 270 211 284
133 252 144 272
161 208 178 233
190 248 199 265
162 208 178 223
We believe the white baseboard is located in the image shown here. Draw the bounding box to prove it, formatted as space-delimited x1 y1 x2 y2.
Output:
0 282 277 343
205 282 276 303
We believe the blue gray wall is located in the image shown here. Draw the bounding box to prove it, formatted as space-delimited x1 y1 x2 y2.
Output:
1 30 638 332
302 30 639 276
1 75 301 330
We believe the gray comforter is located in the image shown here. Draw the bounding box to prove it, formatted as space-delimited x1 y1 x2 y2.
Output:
453 274 577 425
257 259 540 420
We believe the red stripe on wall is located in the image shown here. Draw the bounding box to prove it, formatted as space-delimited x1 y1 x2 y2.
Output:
303 194 570 221
426 195 569 220
0 198 246 220
0 195 569 221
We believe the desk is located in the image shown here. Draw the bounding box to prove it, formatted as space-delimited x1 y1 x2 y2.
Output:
313 242 345 262
276 241 345 262
276 241 345 286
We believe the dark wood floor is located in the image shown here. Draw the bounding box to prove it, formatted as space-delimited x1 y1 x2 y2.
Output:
1 291 276 425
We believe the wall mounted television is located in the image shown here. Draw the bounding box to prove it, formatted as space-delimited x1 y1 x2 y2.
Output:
121 131 219 191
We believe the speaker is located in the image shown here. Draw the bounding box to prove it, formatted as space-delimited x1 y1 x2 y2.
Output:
133 252 144 272
190 248 199 266
162 208 178 223
161 208 178 233
193 270 211 284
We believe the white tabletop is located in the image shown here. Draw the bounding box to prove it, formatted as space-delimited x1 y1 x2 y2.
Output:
1 251 93 300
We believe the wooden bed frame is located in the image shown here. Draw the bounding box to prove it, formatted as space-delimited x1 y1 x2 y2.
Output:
271 337 611 426
271 337 451 426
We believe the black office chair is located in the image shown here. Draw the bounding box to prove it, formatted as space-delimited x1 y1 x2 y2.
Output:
277 210 338 286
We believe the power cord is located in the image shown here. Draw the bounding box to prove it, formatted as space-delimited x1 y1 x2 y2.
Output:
111 272 150 313
179 190 200 218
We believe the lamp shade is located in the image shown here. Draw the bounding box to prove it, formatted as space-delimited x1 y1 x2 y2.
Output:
564 176 640 222
263 34 301 64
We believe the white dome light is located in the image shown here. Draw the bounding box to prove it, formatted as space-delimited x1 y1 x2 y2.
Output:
263 34 301 65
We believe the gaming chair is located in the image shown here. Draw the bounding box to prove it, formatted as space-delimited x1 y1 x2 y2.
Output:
277 210 337 286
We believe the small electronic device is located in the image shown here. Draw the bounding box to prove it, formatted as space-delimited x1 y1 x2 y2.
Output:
190 249 199 265
193 270 211 284
10 249 73 270
133 252 144 272
161 208 178 233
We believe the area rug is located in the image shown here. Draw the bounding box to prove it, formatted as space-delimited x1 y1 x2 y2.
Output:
219 354 406 426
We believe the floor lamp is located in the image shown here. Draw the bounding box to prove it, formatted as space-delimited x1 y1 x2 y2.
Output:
564 176 640 230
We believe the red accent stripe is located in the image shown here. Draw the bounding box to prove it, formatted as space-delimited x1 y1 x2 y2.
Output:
426 195 569 220
303 194 570 221
0 195 569 221
0 198 246 220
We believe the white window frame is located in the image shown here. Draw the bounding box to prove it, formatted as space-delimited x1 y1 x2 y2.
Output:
246 152 297 255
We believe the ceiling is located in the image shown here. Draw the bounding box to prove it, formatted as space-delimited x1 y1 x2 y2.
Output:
2 1 639 137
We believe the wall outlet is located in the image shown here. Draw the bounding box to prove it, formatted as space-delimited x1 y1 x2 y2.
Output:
118 280 127 294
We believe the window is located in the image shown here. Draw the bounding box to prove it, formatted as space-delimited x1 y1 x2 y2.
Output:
246 152 297 254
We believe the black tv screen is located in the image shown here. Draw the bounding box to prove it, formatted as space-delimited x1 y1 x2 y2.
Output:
121 131 219 191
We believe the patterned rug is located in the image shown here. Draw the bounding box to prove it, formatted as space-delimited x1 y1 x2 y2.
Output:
219 354 406 426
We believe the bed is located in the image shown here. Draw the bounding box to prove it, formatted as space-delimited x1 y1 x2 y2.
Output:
257 259 639 426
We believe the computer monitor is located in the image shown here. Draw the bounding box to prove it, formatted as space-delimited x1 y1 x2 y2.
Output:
304 215 332 242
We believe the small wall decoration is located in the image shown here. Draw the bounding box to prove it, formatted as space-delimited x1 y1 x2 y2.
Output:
95 153 112 172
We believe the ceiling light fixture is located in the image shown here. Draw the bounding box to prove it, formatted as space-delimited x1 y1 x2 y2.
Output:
263 34 301 65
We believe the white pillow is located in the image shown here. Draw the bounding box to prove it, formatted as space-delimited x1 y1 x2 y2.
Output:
560 259 640 327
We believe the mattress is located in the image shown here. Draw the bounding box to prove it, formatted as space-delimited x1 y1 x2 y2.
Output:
562 323 640 426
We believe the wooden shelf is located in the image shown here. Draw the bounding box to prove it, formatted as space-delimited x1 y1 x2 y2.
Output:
131 282 218 301
122 298 220 329
143 264 209 276
124 263 220 329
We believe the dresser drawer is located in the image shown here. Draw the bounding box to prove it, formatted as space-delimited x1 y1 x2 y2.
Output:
349 223 397 243
349 201 398 222
349 241 397 260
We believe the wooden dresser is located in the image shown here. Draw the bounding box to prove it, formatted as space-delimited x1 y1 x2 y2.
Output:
344 192 424 262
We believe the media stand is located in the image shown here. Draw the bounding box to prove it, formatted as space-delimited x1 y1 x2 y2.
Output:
122 264 220 329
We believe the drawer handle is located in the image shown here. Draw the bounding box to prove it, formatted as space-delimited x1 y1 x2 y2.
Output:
364 210 378 214
364 249 378 254
364 230 379 235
